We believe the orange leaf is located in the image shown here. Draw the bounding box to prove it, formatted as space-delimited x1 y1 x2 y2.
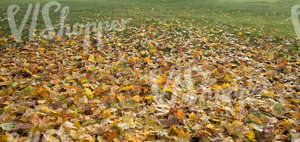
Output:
105 131 118 141
175 109 185 120
156 75 167 85
194 52 201 59
0 135 8 142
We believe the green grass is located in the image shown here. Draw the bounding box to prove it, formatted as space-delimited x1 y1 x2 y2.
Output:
0 0 299 38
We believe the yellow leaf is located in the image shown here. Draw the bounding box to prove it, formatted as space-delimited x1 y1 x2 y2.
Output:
214 85 222 90
171 125 188 137
246 130 256 141
238 32 243 36
206 124 215 131
235 106 240 111
102 109 111 119
36 87 49 98
74 122 81 128
37 47 46 51
90 67 99 72
220 106 227 111
128 57 139 63
132 95 142 103
69 130 78 139
262 90 275 98
117 94 125 102
281 120 291 127
211 118 220 123
88 55 95 62
95 84 109 95
156 75 167 85
164 87 174 94
150 49 157 54
222 83 230 88
81 79 88 84
102 84 109 90
41 106 57 114
189 112 197 120
84 88 93 99
143 57 151 63
248 114 262 125
96 56 103 62
121 85 134 91
144 95 155 103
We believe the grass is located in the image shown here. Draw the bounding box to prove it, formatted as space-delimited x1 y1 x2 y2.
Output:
0 0 299 38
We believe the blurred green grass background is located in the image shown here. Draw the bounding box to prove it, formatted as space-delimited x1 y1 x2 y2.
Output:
0 0 299 38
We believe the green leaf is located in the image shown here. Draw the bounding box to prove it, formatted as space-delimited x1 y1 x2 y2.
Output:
1 122 16 131
274 103 283 112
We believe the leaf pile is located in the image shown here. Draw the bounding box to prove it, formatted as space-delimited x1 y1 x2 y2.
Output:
0 19 299 141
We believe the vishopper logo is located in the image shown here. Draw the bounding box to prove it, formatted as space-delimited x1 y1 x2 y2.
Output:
7 1 129 53
147 64 255 104
291 5 300 39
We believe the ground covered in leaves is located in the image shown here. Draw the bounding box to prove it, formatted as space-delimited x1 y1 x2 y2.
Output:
0 19 299 141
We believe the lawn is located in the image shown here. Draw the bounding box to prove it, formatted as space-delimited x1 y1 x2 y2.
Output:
0 0 299 38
